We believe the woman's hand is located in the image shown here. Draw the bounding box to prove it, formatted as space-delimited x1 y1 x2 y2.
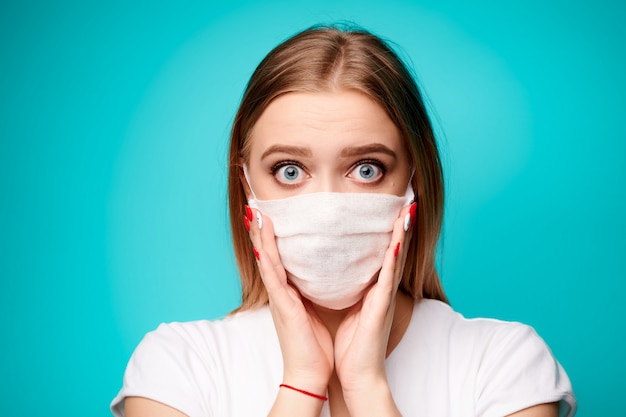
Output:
246 207 334 398
333 202 416 416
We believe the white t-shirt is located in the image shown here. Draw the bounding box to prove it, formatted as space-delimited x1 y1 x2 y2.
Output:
111 299 576 417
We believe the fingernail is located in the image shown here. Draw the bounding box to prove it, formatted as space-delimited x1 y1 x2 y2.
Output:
243 215 250 231
394 242 400 257
403 212 411 232
245 205 253 222
410 202 417 226
256 211 263 229
253 246 260 260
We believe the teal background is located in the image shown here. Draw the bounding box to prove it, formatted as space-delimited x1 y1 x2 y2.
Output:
1 0 624 416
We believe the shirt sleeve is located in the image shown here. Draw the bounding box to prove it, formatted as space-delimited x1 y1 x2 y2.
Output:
474 322 577 417
110 322 215 417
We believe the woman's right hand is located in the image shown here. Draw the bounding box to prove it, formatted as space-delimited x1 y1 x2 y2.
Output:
245 207 333 398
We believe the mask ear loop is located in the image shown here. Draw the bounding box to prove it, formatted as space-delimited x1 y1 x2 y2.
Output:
404 167 416 206
242 164 258 201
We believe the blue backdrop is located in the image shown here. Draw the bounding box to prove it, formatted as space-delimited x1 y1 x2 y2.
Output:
1 1 624 416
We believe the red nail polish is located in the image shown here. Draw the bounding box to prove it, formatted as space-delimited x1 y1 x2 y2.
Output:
253 246 260 260
394 242 400 257
410 202 417 226
243 215 250 231
245 205 253 222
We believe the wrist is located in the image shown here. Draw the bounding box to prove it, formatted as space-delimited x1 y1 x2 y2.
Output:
269 384 326 417
279 384 328 401
282 372 329 398
342 377 400 417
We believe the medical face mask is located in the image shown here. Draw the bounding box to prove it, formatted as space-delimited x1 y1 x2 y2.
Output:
245 167 414 310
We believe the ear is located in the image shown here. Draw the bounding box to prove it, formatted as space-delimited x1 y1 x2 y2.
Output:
239 159 253 201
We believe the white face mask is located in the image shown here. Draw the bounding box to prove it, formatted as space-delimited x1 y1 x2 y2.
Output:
245 167 414 310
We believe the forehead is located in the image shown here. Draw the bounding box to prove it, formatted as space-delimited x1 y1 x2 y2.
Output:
248 90 403 155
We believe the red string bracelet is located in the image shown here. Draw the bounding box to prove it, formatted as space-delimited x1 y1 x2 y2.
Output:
279 384 328 401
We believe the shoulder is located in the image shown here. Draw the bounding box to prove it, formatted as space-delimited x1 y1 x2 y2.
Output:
412 299 558 355
141 307 274 353
402 299 577 417
130 307 275 371
402 299 549 373
111 307 277 417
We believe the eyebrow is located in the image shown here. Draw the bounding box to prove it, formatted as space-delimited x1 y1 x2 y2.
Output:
260 143 397 160
261 144 313 160
340 143 397 159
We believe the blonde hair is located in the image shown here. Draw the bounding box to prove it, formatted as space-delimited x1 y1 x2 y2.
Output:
228 25 447 311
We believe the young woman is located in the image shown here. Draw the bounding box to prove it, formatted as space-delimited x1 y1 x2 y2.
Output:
112 26 576 417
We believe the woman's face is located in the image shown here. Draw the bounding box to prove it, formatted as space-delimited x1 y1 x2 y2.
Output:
243 90 412 200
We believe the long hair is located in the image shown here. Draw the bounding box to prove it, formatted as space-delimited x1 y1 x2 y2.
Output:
228 25 447 311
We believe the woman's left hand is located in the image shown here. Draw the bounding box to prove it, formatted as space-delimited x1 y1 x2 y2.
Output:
333 202 416 415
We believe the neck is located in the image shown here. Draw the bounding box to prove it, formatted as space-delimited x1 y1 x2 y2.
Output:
310 291 415 356
309 304 350 340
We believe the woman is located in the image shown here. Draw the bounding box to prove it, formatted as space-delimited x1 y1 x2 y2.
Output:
112 25 576 417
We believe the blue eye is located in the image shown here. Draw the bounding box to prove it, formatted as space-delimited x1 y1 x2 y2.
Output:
275 164 303 184
359 164 376 179
352 162 383 182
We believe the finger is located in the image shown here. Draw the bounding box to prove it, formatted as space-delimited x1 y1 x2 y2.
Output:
247 207 264 251
247 208 282 272
392 201 417 287
360 224 406 319
246 209 294 308
378 203 414 294
257 213 285 277
255 244 290 298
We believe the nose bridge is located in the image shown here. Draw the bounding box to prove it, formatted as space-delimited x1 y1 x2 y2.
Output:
311 166 343 193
